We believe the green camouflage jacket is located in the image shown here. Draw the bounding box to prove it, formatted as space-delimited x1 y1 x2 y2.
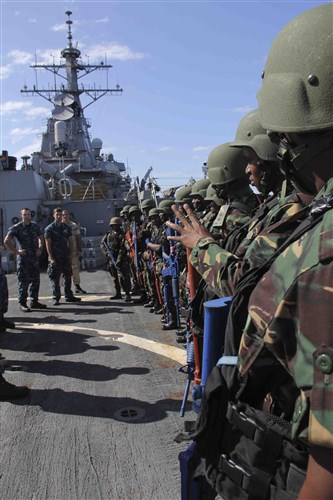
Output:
239 177 333 448
209 187 258 243
190 193 308 298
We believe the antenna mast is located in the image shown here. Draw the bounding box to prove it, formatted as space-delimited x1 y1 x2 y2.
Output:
20 10 123 108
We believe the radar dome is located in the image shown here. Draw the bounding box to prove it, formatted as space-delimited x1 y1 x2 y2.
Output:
92 138 103 158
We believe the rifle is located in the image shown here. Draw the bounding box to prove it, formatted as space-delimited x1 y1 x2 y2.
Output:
145 238 165 313
178 322 195 417
132 221 143 286
186 248 202 386
102 240 117 275
161 226 181 328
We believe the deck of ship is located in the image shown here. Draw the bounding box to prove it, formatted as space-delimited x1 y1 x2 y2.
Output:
0 268 194 500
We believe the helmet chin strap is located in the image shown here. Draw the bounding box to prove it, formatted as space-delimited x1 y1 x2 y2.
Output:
271 133 333 195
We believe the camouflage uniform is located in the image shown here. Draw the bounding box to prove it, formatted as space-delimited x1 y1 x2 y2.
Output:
101 227 131 296
209 187 258 244
44 221 72 301
140 218 154 301
239 179 333 448
128 220 148 299
190 192 309 298
6 221 43 305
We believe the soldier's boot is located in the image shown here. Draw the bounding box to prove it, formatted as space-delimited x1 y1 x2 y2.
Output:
0 315 15 329
75 285 87 294
162 307 178 330
110 285 122 300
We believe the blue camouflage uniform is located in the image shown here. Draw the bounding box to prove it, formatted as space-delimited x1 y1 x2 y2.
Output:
44 221 72 301
6 221 42 305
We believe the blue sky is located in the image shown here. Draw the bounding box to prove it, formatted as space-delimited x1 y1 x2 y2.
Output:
0 0 325 190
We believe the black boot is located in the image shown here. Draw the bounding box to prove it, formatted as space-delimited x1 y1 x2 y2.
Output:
162 319 178 330
0 316 15 329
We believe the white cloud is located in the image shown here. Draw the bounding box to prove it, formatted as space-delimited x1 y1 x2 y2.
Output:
0 101 30 115
0 100 49 118
29 18 37 23
9 127 40 143
13 139 42 160
157 146 173 152
95 17 110 24
192 145 214 152
24 106 50 119
51 23 67 32
8 50 33 65
232 105 255 113
0 65 13 80
88 43 146 62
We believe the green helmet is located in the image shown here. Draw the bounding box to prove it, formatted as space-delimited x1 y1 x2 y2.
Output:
204 183 225 206
230 109 279 162
148 208 160 218
158 199 175 209
159 206 174 217
190 178 211 199
257 3 333 195
128 205 141 216
109 217 122 225
122 205 132 214
141 199 156 210
207 143 248 187
175 185 193 204
257 3 333 133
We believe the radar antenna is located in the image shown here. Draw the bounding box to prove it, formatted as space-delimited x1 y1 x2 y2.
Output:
20 10 123 107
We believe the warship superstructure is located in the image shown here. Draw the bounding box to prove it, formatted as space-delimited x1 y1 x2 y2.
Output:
0 10 132 246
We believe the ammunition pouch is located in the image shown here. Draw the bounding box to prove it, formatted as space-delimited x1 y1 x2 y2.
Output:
209 401 308 500
181 366 308 500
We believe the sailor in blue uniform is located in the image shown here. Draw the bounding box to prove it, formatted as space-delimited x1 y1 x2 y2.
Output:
44 207 81 305
5 207 47 312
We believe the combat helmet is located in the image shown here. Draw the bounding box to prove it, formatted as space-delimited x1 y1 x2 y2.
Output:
158 199 175 209
204 183 225 206
257 3 333 194
175 185 193 205
258 3 333 134
128 205 142 217
230 109 278 162
207 143 248 189
109 217 122 225
190 178 211 199
148 208 161 219
230 109 283 195
141 199 156 210
122 205 132 213
159 206 174 217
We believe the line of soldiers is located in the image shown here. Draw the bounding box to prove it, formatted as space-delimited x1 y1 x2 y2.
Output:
102 4 332 497
166 5 331 499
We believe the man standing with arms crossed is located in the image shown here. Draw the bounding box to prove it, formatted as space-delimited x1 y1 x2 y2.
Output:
5 208 47 312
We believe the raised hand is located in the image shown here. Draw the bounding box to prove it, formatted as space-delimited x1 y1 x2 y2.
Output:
166 204 212 249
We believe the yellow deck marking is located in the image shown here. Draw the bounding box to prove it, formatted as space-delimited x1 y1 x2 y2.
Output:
14 322 186 365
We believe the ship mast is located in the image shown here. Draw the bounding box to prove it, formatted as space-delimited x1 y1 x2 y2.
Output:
21 10 123 109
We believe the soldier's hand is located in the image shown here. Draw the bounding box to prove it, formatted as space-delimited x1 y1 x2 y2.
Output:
166 204 212 249
17 249 27 256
